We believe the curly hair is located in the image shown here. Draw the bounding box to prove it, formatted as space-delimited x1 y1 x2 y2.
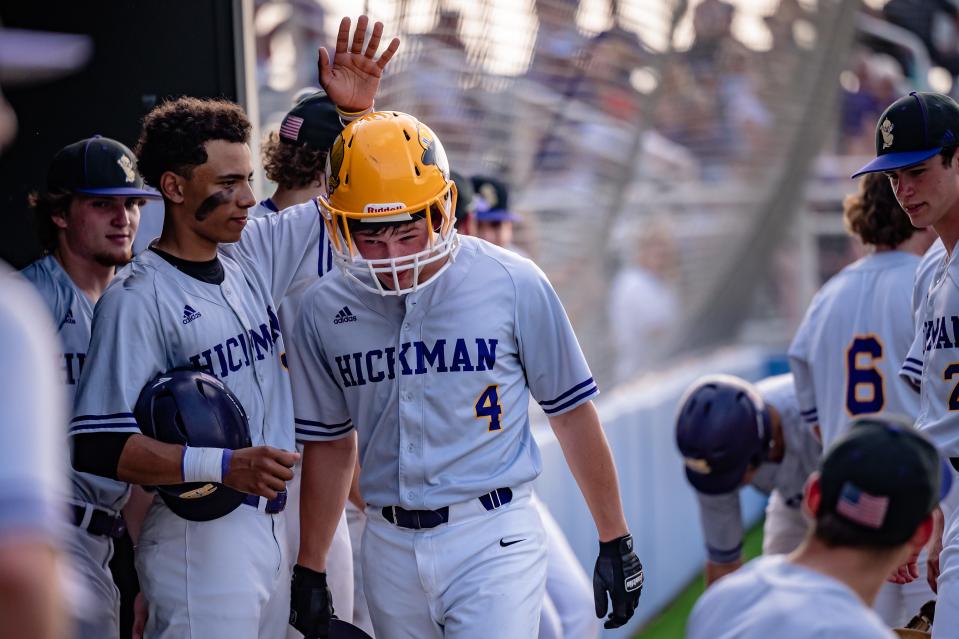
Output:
843 172 916 248
28 191 72 252
262 131 328 190
135 97 251 189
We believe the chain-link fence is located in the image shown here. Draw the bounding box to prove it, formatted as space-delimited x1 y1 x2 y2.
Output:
255 0 873 388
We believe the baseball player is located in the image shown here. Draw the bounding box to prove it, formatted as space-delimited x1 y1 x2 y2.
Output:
901 239 947 395
254 88 357 631
341 170 480 637
675 374 821 586
687 418 949 639
788 169 937 625
68 16 398 639
451 172 596 639
470 175 525 255
253 89 342 220
905 236 949 414
449 170 475 236
854 92 959 638
901 238 952 602
20 135 161 639
0 265 69 639
287 111 644 639
789 170 935 447
0 27 93 639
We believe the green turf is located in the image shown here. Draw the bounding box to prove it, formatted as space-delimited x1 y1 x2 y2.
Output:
633 520 766 639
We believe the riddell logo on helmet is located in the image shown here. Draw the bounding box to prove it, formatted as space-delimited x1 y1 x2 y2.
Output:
365 202 405 214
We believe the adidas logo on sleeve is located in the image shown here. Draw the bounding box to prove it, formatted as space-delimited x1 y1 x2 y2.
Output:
333 306 357 325
182 304 202 325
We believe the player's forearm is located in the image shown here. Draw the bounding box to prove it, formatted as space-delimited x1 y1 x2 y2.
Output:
348 458 365 511
297 435 357 571
122 485 155 544
116 434 186 485
704 559 742 587
549 401 629 541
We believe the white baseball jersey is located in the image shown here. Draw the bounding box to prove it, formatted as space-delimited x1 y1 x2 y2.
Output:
910 245 959 455
0 266 67 540
788 251 920 447
250 198 335 335
694 375 820 563
71 201 323 639
914 239 947 318
72 200 323 474
289 236 597 508
687 555 896 638
902 239 948 390
20 255 130 511
249 198 278 220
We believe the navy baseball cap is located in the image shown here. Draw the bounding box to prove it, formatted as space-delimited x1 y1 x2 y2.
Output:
472 175 520 222
818 417 952 545
675 375 771 495
852 92 959 178
47 135 159 198
279 90 340 151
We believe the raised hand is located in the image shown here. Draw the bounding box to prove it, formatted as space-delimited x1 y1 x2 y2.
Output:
319 15 400 113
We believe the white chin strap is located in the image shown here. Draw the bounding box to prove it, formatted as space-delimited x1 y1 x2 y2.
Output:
335 231 460 296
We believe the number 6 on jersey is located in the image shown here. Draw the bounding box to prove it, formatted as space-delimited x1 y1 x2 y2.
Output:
845 334 884 415
475 384 503 431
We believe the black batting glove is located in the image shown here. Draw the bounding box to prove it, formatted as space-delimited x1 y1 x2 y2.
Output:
593 533 644 629
290 564 334 639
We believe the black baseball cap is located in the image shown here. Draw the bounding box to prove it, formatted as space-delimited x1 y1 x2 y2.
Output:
852 92 959 178
47 135 159 198
472 175 520 223
450 170 475 223
818 418 952 545
279 90 340 151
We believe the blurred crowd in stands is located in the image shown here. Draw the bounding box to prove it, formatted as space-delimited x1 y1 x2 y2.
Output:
249 0 959 382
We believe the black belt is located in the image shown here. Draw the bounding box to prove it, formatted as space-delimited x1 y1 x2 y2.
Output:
382 487 513 530
71 504 127 539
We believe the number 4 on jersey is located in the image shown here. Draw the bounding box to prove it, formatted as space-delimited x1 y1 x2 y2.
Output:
846 334 884 415
475 384 503 431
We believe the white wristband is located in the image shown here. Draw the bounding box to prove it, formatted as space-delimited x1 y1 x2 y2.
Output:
182 446 225 484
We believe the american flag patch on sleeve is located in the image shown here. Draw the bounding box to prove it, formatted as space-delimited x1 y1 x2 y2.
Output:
280 115 304 141
836 481 889 529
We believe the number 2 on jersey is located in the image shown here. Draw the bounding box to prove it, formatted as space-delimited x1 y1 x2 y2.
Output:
944 363 959 410
475 384 503 431
845 335 884 415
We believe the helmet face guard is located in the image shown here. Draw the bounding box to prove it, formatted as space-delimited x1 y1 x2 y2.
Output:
319 111 460 296
319 182 460 297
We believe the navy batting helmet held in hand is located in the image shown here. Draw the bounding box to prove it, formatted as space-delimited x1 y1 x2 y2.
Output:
675 375 772 495
134 369 252 521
